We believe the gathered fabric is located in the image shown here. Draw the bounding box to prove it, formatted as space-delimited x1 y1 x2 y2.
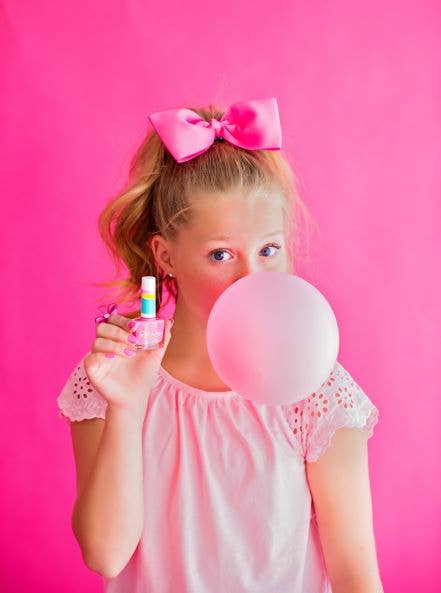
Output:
57 355 379 592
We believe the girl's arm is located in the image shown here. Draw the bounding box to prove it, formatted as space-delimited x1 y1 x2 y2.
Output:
305 426 384 593
71 405 145 578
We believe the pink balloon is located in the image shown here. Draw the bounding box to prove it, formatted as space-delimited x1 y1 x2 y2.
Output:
206 271 339 405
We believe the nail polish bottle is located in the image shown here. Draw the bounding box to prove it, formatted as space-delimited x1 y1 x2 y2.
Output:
132 276 165 350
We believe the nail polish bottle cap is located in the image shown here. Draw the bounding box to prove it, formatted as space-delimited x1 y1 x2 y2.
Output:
142 276 156 292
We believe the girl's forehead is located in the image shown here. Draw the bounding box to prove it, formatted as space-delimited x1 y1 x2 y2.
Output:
190 190 285 224
182 203 285 245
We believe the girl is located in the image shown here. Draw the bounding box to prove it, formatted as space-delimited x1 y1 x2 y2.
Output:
57 97 382 593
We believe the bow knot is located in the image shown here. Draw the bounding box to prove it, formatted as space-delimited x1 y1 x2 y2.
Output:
148 97 282 163
209 117 225 135
95 303 119 324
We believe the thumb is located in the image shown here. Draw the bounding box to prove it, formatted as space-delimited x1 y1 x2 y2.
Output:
158 318 174 349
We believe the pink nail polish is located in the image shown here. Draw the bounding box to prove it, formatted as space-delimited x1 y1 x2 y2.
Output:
123 348 136 357
105 353 115 358
128 320 137 329
131 276 165 350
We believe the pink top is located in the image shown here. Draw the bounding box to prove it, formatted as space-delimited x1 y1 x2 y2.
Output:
57 354 379 593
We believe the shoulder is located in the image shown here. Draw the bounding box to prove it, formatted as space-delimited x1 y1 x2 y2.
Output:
56 352 107 422
282 360 380 462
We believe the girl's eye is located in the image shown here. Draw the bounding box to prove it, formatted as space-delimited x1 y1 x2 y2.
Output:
209 242 282 262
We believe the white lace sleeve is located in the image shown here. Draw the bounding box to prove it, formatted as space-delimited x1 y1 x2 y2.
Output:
57 353 108 422
283 360 379 462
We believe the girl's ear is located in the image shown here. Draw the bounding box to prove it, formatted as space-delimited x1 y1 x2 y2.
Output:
150 234 174 276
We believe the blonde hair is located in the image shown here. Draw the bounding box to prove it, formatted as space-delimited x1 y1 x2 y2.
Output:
91 102 317 318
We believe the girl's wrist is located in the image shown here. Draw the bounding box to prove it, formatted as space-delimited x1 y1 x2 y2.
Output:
107 403 146 430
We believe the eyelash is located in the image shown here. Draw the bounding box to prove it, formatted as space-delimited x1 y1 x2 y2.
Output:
209 242 282 262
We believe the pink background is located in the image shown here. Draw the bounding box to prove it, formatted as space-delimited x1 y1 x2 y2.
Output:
1 1 440 591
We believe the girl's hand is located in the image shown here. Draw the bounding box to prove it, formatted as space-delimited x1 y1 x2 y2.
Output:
84 313 173 417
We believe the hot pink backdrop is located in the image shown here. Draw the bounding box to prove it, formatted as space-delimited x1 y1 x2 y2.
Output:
1 1 440 591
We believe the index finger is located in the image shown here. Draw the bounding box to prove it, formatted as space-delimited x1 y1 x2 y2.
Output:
105 313 135 331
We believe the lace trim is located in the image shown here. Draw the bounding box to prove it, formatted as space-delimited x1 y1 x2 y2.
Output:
57 355 107 422
283 361 379 462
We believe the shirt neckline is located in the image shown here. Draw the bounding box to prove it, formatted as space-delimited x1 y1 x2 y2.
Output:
158 364 239 400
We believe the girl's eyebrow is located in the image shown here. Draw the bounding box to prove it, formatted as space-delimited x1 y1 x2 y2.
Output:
205 230 284 242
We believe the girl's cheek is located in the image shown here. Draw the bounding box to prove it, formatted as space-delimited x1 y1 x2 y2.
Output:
191 269 231 305
200 280 228 309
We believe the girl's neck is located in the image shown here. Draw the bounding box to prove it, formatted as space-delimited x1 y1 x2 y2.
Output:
161 353 232 392
161 304 232 391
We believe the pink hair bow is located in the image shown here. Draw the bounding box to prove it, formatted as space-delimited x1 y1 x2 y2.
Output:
148 96 282 163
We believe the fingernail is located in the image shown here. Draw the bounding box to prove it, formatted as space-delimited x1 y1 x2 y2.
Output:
128 334 137 344
123 348 136 357
128 320 137 330
105 353 115 359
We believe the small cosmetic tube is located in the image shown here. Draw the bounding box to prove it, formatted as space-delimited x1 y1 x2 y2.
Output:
132 276 165 350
